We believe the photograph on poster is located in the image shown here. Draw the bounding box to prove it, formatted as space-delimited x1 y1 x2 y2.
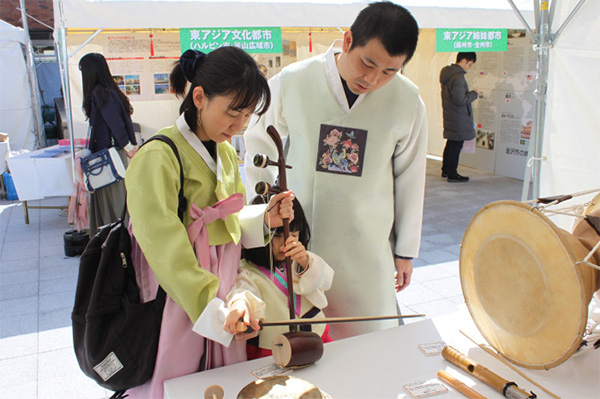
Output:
124 75 141 95
154 73 171 94
476 129 495 150
520 120 532 139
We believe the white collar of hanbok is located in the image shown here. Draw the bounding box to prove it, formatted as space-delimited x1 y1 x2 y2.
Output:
324 40 366 113
176 114 223 183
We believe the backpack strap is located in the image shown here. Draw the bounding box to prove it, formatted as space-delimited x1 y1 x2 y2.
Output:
143 134 188 221
120 134 187 221
124 134 188 304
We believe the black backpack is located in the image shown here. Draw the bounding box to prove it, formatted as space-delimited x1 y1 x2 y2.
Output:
72 135 187 397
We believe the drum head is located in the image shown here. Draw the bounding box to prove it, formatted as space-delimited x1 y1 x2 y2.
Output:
237 376 327 399
460 200 591 369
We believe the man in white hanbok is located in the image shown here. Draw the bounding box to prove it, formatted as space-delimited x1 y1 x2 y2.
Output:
244 2 428 340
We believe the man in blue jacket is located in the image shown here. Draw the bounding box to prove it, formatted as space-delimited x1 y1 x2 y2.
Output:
440 52 478 182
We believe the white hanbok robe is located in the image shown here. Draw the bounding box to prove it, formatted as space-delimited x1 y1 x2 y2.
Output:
244 41 428 340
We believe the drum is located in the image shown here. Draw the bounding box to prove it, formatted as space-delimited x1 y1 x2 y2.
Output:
460 200 600 369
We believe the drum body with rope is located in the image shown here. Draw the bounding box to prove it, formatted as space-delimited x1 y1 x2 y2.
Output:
460 200 600 369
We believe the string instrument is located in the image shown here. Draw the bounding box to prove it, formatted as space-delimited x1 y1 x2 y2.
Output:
254 125 324 368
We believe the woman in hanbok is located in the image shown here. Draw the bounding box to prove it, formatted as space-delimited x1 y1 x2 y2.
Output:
125 47 294 399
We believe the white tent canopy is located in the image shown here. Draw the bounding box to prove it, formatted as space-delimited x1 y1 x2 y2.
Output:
55 0 534 30
541 0 600 225
54 0 599 217
0 20 37 151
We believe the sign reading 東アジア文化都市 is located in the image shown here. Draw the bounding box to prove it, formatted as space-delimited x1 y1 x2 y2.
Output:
180 27 282 54
436 29 508 52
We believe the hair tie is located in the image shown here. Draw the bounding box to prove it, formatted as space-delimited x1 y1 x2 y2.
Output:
180 49 206 83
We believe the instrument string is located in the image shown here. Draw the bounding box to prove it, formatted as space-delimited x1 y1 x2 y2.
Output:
573 239 600 271
540 209 586 217
257 167 276 282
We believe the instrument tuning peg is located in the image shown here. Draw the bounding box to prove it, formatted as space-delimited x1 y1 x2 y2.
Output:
255 181 272 196
255 182 282 196
253 154 272 168
253 153 293 169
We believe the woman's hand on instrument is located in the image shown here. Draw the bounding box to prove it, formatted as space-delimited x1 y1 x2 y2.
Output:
394 258 413 292
224 299 260 340
282 236 309 269
265 191 295 228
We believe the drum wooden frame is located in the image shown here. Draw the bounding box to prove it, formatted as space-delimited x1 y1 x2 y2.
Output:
460 200 599 370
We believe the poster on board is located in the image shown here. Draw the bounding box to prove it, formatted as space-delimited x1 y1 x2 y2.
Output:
462 34 535 179
100 31 180 102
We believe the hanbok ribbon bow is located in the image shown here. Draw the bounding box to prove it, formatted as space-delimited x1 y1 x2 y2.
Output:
187 193 245 269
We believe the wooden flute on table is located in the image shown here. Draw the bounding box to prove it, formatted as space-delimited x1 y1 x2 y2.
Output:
442 346 537 399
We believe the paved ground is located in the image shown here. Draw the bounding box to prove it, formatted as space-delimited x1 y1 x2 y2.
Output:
0 157 524 398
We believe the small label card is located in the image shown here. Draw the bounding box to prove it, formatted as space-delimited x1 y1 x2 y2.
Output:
418 341 446 356
250 363 291 379
404 379 448 398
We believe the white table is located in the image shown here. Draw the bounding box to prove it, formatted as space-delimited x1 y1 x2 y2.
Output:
164 309 600 399
7 145 77 223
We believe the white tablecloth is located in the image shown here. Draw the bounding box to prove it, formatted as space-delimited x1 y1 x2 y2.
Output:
164 308 600 399
7 145 75 201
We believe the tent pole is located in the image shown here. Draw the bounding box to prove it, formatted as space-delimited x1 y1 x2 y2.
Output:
55 0 77 177
69 29 103 59
552 0 587 41
19 0 46 150
511 0 550 201
530 0 550 201
506 0 538 45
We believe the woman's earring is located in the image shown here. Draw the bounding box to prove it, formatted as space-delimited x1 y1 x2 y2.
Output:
196 111 203 128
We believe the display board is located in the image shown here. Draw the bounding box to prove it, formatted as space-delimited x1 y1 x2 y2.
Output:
64 26 538 181
63 28 337 141
460 35 536 180
100 31 180 101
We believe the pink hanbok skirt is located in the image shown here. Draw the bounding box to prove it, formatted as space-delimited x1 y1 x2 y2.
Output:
126 234 246 399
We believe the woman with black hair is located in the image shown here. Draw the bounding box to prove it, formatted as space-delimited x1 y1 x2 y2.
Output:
79 53 137 234
125 47 294 398
224 195 334 360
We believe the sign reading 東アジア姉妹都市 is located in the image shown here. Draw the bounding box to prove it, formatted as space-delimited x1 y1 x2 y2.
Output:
180 27 282 54
436 29 508 52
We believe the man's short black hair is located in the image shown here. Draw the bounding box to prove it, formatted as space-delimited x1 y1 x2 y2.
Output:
350 1 419 62
457 52 477 63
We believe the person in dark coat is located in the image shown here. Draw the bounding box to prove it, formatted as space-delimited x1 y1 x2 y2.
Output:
79 53 137 234
440 52 478 182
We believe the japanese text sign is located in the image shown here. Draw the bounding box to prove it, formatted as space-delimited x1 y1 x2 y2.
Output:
436 29 507 52
180 27 282 53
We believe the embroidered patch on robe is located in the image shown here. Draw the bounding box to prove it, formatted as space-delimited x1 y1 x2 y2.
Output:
315 124 367 177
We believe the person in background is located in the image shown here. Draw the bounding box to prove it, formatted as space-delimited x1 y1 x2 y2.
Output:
125 47 294 399
243 1 427 340
79 52 137 234
440 51 479 183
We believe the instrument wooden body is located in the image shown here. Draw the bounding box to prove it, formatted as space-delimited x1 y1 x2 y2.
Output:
273 331 324 368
